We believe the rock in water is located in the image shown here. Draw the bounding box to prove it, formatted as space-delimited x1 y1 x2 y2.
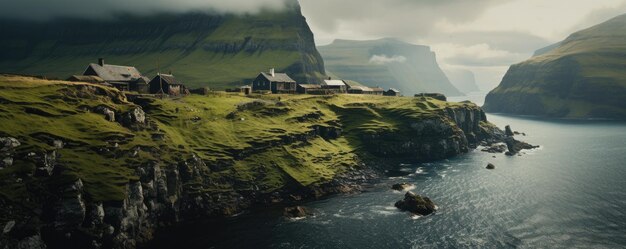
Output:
283 206 312 218
486 163 496 170
505 125 514 137
481 143 507 153
391 183 413 191
394 191 436 216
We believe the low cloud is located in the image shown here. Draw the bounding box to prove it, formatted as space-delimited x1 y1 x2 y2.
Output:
433 43 527 67
369 55 407 65
0 0 290 20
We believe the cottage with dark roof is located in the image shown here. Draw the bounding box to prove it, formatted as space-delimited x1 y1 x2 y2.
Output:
252 68 296 94
82 58 149 92
297 84 322 94
384 88 401 96
149 73 188 96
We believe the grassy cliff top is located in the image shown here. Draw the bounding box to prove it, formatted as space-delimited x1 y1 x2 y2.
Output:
0 75 477 206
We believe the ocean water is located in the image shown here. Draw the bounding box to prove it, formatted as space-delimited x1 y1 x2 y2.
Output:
149 94 626 249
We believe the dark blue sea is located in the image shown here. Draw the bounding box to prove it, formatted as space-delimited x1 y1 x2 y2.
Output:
151 93 626 248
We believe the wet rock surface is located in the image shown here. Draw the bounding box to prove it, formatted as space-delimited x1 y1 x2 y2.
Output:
394 191 436 216
391 183 413 191
283 206 313 218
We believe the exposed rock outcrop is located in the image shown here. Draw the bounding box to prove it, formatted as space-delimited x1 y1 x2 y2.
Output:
394 191 436 216
391 183 413 191
283 206 313 218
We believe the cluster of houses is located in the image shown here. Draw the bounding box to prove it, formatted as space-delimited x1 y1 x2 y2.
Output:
69 58 401 97
67 58 189 96
248 68 401 96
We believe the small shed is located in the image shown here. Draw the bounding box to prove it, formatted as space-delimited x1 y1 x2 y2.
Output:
240 85 252 95
149 73 189 96
297 84 322 94
321 79 347 93
384 88 401 96
252 68 297 94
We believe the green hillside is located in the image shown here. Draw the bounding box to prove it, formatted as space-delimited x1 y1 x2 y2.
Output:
0 2 325 89
484 14 626 119
318 38 462 96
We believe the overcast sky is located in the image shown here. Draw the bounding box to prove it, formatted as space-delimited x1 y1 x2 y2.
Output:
301 0 626 89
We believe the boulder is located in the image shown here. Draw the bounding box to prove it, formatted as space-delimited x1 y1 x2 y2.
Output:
505 125 514 137
94 106 116 122
283 206 313 218
394 191 436 216
391 183 413 191
481 143 507 153
118 107 146 129
486 163 495 170
0 137 20 152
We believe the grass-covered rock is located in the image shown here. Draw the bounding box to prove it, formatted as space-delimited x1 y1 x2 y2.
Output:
0 75 499 248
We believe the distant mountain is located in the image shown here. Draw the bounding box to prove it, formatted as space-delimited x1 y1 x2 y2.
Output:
532 42 561 57
318 38 462 96
484 14 626 119
0 1 325 89
444 69 480 93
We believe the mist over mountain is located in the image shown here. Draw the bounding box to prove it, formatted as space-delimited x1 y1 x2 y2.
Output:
0 1 325 88
444 69 480 93
318 38 462 96
484 13 626 119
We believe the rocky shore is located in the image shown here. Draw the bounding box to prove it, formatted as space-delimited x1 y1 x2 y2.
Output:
0 76 522 249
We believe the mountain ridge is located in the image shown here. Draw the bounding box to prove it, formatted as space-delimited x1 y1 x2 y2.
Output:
484 14 626 119
318 38 462 96
0 2 326 89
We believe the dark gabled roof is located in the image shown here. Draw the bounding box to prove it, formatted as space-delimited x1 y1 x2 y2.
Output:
153 74 184 86
387 88 400 93
85 63 144 82
259 72 296 83
298 84 322 89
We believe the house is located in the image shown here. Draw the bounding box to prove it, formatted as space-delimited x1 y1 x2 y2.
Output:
384 88 401 96
347 85 373 94
82 58 149 92
370 87 384 95
240 85 252 95
321 79 347 93
252 68 296 94
297 84 322 94
149 73 189 96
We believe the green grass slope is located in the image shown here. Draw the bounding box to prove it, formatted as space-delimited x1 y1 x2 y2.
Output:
0 2 325 89
484 14 626 119
0 75 484 210
318 38 462 96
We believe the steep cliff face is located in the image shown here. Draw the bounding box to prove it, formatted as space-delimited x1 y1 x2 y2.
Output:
0 75 501 249
318 38 462 96
484 14 626 119
0 2 325 88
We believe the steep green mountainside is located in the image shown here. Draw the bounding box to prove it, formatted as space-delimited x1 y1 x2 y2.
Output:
0 2 325 89
484 14 626 119
318 38 462 96
0 75 499 247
